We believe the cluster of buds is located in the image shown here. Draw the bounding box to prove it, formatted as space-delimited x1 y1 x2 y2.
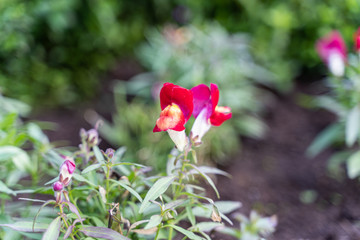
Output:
316 28 360 77
153 82 232 152
52 156 76 202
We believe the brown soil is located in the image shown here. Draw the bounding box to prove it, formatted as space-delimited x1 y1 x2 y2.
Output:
215 83 360 240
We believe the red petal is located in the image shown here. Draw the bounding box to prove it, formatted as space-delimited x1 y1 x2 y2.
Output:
160 83 175 110
191 84 211 118
210 106 232 126
210 84 219 114
159 83 193 122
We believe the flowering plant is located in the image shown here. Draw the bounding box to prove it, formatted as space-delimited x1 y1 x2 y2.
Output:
0 83 276 239
309 28 360 179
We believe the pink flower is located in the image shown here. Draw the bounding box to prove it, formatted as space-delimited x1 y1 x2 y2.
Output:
355 27 360 52
316 31 347 77
153 83 193 151
191 83 232 143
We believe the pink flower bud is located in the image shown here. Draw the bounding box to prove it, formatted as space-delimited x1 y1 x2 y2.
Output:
53 181 64 192
59 157 76 186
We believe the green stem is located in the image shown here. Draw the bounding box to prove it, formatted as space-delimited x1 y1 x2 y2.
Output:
154 226 161 240
168 225 173 240
59 204 76 240
106 164 111 200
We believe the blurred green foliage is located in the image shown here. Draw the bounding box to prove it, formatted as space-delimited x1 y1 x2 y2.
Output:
0 0 172 107
184 0 360 90
1 0 359 106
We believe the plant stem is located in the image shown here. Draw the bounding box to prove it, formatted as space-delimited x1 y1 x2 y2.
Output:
154 226 161 240
168 226 173 240
59 204 76 240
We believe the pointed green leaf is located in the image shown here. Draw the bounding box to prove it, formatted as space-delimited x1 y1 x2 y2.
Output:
41 217 61 240
82 163 103 175
346 106 360 147
144 215 162 229
0 180 15 196
80 226 130 240
110 179 143 203
347 151 360 179
0 221 48 232
139 176 176 213
165 224 204 240
186 164 220 198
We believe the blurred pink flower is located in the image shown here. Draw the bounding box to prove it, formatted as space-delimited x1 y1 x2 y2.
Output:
316 31 347 77
355 27 360 52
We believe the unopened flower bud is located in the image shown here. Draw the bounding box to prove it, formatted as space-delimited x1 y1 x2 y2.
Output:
53 181 64 192
105 148 115 159
86 129 99 146
59 157 76 186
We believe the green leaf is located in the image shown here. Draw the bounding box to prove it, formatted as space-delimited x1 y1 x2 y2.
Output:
190 222 223 232
139 176 176 213
144 215 162 229
346 106 360 147
165 224 204 240
112 147 127 163
72 173 97 187
41 217 61 240
62 201 83 224
347 151 360 179
82 163 103 175
187 166 231 178
0 146 31 172
214 201 242 214
93 146 105 163
0 221 48 232
112 162 146 168
80 226 130 240
306 123 342 157
0 180 16 196
109 179 143 203
27 123 49 144
186 164 220 198
186 205 196 226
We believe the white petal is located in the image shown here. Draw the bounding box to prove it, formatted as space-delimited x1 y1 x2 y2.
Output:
328 51 345 77
167 129 188 152
191 108 211 144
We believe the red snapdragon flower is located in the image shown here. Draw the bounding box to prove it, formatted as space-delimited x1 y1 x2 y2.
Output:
316 31 347 77
355 27 360 52
153 83 193 151
191 83 232 143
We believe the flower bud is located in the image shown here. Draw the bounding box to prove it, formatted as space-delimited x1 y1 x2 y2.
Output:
53 181 64 192
86 129 99 146
59 157 76 186
105 148 115 159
